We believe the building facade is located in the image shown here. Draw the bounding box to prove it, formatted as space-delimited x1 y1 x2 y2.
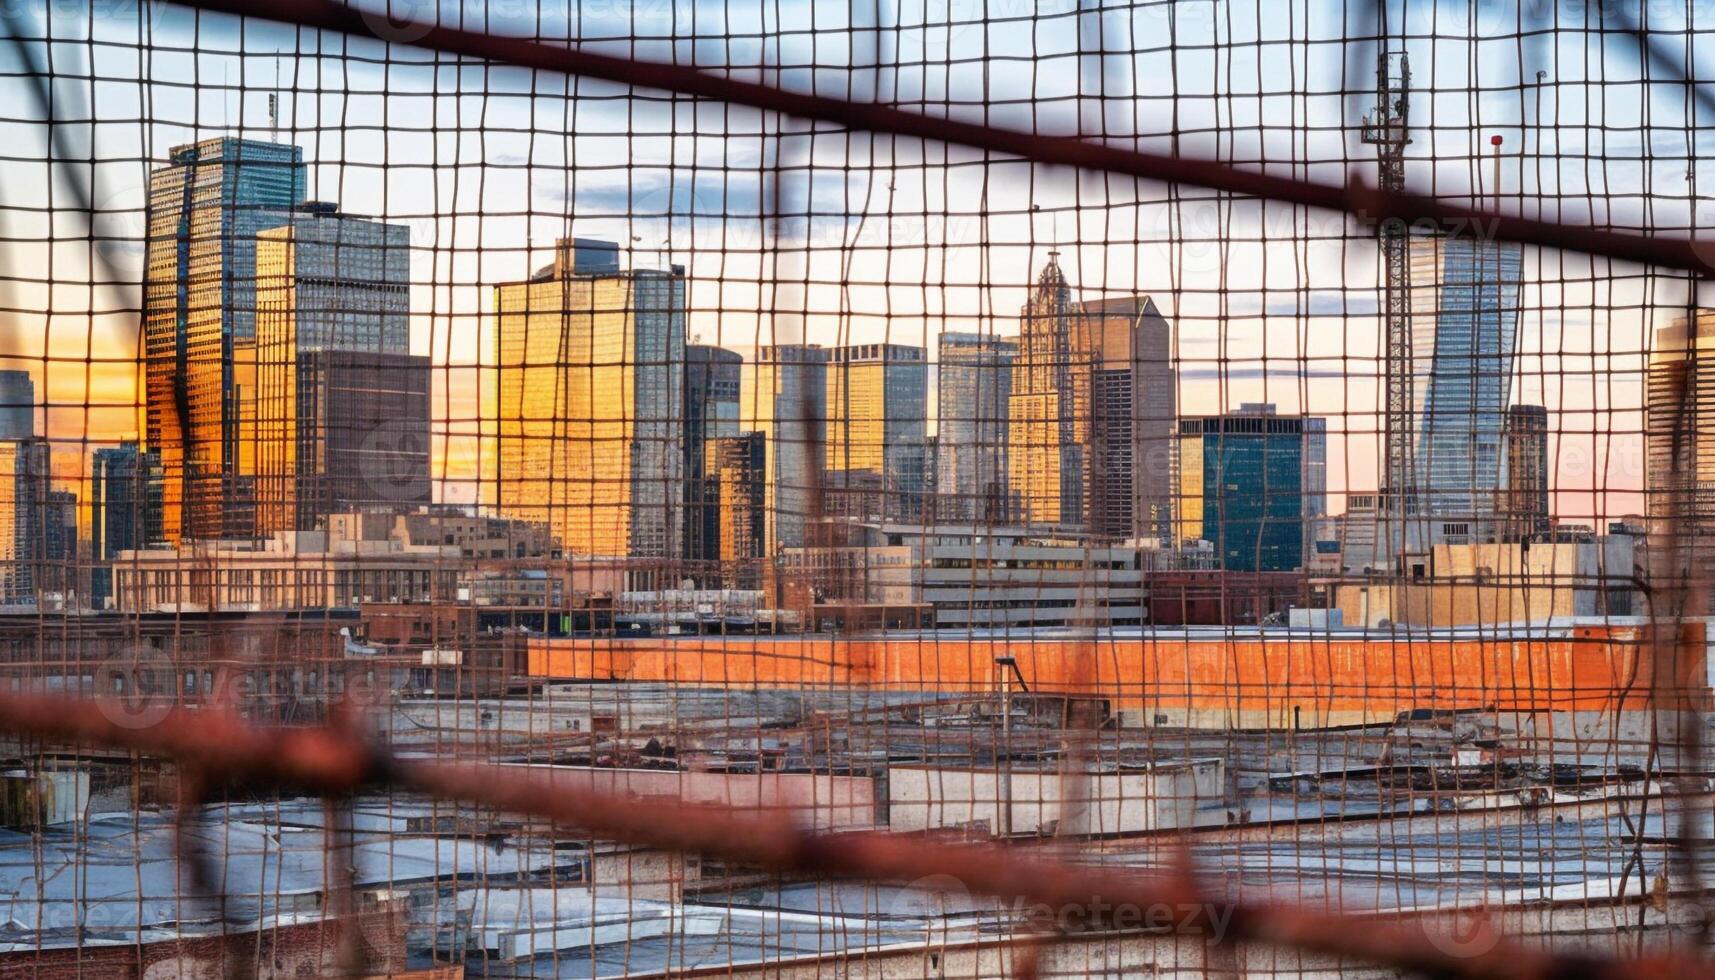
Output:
683 345 743 568
1646 310 1715 604
781 522 1147 629
825 344 928 522
1406 236 1524 545
1176 406 1320 573
936 331 1016 522
144 137 307 542
1007 254 1175 541
1009 254 1081 528
1498 403 1551 541
739 344 828 552
708 432 766 589
0 441 49 605
495 238 685 558
90 443 164 608
0 371 34 441
251 205 426 533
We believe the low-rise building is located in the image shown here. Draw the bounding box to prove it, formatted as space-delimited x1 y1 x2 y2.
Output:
781 522 1147 629
1330 528 1641 628
111 508 563 613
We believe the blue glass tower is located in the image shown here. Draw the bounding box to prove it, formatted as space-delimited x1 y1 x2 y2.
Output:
1407 237 1524 542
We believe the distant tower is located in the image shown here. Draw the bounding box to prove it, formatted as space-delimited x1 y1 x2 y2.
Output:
1360 51 1412 556
1498 404 1550 541
144 137 306 542
937 332 1016 522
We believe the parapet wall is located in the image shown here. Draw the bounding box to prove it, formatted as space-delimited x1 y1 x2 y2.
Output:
527 623 1711 729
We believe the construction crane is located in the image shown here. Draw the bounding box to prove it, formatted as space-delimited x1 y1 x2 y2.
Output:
1361 50 1412 556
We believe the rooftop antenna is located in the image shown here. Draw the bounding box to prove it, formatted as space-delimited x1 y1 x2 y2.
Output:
1360 48 1412 555
1490 133 1504 211
269 59 280 138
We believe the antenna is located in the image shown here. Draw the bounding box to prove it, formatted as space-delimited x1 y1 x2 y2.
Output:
1490 133 1503 211
1360 49 1413 555
269 59 281 137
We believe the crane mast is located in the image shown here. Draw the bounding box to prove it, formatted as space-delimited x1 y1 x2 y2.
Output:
1361 51 1412 559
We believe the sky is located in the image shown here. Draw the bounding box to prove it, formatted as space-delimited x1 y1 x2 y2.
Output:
2 0 1713 523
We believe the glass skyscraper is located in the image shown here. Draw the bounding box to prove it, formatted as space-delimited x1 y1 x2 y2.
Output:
1175 406 1318 573
250 204 425 533
936 332 1015 522
824 343 928 522
144 137 306 542
495 239 685 561
739 344 828 552
1407 236 1524 543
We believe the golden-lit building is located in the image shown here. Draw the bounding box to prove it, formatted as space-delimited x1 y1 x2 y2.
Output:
1007 253 1175 540
824 344 927 521
143 137 306 543
251 205 426 534
739 344 828 552
1646 309 1715 608
495 238 684 559
709 432 766 588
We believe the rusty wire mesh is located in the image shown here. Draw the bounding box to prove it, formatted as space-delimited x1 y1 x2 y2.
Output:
1 0 1714 977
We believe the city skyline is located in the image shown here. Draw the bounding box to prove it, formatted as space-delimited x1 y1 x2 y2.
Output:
6 0 1703 527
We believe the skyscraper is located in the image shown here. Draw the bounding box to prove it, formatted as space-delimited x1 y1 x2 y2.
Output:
38 489 78 600
825 344 928 522
1079 296 1176 542
0 371 34 441
0 440 49 604
1175 405 1320 573
495 238 685 560
1498 403 1550 541
683 345 743 568
1406 236 1524 544
90 441 163 608
708 432 766 588
1009 253 1080 527
251 203 426 532
936 332 1015 522
740 344 828 552
1007 253 1175 540
144 137 306 542
1646 311 1715 591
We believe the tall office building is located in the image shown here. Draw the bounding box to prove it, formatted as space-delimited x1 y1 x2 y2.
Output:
683 345 743 568
1008 253 1175 540
1080 296 1176 542
825 344 928 522
144 137 306 542
709 432 766 588
251 203 426 532
1497 404 1550 541
936 332 1015 522
0 371 34 440
1009 254 1080 527
1406 236 1524 544
1646 311 1715 589
38 489 77 599
0 440 49 604
495 238 685 559
90 441 163 608
740 344 828 552
1175 405 1320 572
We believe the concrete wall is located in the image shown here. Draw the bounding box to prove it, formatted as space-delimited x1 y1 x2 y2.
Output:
887 761 1226 836
502 764 878 832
